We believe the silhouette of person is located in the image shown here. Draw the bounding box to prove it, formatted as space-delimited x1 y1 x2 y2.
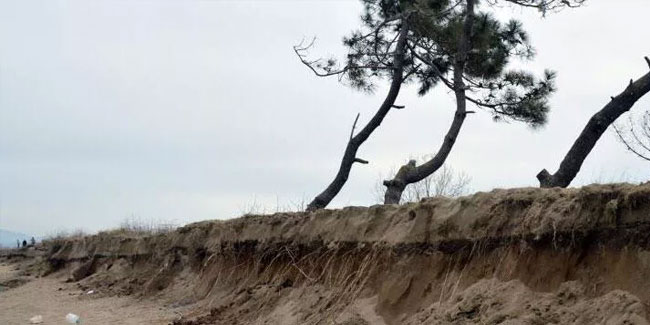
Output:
22 240 27 247
30 237 36 246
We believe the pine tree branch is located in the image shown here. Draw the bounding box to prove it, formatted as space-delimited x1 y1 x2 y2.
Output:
349 113 360 140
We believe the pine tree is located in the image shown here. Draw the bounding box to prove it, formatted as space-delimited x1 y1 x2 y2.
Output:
296 0 584 209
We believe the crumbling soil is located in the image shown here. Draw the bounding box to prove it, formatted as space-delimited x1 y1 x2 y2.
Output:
4 183 650 324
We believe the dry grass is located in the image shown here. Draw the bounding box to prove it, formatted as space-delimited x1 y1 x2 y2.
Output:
98 217 178 237
41 229 87 246
40 217 179 244
239 195 308 217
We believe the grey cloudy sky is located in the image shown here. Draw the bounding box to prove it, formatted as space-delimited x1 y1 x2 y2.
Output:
1 0 649 236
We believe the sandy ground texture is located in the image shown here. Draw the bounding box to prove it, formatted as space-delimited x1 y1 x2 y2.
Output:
0 262 19 283
0 262 178 325
6 184 650 324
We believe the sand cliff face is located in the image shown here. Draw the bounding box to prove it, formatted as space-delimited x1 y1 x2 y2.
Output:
46 183 650 324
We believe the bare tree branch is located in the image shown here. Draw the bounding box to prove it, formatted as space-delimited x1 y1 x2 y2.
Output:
293 39 395 79
613 112 650 162
487 0 586 12
349 113 361 140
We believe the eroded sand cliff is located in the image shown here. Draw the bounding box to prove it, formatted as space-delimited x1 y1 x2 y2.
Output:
38 183 650 324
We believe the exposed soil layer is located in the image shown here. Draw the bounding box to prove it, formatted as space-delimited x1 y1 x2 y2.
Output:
25 184 650 323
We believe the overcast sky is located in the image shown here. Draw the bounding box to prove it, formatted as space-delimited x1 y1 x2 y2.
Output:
1 0 649 236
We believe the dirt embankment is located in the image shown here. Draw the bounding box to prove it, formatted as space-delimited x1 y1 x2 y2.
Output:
35 184 650 324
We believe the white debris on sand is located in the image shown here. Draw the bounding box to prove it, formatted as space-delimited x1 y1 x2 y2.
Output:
65 312 80 323
29 315 43 324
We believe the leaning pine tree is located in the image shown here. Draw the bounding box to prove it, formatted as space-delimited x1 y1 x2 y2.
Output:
382 0 586 204
537 57 650 188
296 0 582 210
295 0 416 211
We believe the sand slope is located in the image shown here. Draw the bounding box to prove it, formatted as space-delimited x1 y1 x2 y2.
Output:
5 183 650 324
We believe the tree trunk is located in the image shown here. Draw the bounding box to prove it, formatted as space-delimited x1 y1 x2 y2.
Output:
383 109 471 203
306 24 410 211
383 160 416 204
537 60 650 188
383 0 475 204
